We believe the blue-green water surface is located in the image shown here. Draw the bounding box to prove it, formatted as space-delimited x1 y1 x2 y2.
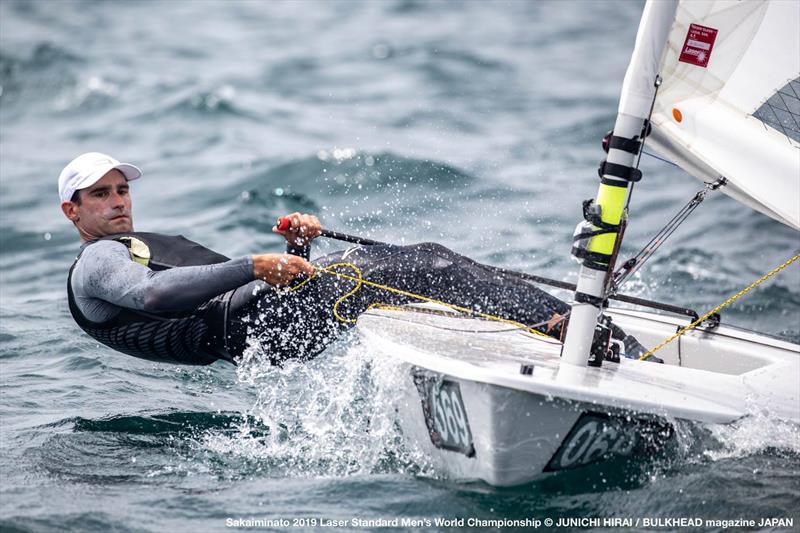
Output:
1 1 799 532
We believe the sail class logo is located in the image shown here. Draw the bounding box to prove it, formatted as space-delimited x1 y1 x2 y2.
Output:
679 23 718 67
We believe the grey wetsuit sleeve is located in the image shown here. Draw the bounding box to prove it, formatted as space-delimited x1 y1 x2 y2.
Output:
72 240 255 315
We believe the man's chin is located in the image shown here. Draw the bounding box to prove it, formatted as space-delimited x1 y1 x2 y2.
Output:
109 219 133 233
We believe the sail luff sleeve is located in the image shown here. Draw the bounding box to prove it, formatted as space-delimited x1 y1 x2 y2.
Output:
618 0 679 119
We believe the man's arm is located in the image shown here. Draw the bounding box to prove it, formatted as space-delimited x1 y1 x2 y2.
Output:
76 240 256 313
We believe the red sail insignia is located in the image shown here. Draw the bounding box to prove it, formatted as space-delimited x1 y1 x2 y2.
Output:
679 23 718 68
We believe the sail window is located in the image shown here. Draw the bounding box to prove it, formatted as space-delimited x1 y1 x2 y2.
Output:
753 77 800 143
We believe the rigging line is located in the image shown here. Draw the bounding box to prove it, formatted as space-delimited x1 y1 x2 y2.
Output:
634 75 661 169
628 195 700 261
362 305 560 334
626 213 691 273
614 201 697 283
308 224 705 319
629 180 719 257
625 75 662 210
612 202 701 291
611 178 725 292
287 262 553 339
639 253 800 361
641 149 679 167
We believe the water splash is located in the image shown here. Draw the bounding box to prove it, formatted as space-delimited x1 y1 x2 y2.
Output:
203 337 433 479
705 412 800 462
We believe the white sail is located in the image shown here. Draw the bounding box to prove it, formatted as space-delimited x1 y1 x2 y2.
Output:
646 0 800 230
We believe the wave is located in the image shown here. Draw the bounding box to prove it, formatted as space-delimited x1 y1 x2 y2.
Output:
0 224 75 257
0 42 82 75
207 151 475 243
0 42 83 111
389 109 482 133
129 85 259 123
258 150 473 195
71 411 263 436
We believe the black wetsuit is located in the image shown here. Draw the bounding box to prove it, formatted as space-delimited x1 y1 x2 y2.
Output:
68 234 645 366
227 242 574 364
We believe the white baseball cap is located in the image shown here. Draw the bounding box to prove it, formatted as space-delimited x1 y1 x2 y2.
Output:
58 152 142 203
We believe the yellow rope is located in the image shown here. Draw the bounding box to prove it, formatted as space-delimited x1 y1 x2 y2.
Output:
288 262 552 338
287 253 799 360
638 253 800 361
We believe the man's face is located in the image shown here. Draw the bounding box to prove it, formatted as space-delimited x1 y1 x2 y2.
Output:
61 170 133 240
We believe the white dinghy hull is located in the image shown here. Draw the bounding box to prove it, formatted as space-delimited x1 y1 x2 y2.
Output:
354 0 800 488
357 306 799 486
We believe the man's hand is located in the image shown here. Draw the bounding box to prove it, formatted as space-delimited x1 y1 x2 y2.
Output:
273 212 322 247
252 253 315 287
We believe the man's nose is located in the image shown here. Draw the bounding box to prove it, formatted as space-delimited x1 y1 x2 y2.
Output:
110 191 126 208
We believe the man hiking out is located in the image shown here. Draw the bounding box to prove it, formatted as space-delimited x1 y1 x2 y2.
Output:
61 152 653 366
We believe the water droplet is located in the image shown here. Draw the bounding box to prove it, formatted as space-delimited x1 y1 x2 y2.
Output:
43 232 51 241
371 43 390 59
218 84 236 100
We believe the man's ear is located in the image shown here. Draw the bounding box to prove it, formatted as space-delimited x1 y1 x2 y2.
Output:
61 200 79 222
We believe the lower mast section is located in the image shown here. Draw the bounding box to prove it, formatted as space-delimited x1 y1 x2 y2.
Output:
561 113 646 366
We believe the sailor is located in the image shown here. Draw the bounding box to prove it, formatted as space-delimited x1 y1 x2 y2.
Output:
61 152 652 366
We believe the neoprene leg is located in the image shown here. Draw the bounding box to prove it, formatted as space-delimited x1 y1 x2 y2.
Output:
245 242 571 363
232 242 649 364
314 243 570 334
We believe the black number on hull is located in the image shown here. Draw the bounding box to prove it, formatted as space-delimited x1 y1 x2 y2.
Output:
413 370 475 457
545 412 673 472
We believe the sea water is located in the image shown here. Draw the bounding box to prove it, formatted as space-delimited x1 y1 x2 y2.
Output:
1 1 798 531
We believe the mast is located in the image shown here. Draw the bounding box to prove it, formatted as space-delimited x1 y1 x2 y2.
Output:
561 0 679 366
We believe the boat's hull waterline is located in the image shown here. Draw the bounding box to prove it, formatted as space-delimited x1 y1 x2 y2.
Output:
357 306 799 486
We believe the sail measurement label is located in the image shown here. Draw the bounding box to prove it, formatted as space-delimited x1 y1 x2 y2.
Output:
544 413 674 472
412 370 475 457
679 23 718 67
